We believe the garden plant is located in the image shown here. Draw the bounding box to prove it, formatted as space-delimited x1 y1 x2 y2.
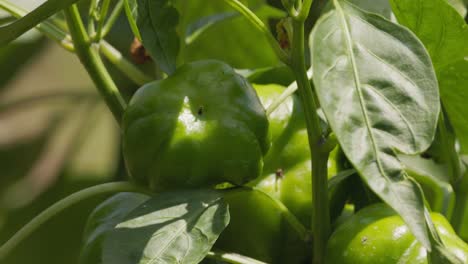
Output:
0 0 468 263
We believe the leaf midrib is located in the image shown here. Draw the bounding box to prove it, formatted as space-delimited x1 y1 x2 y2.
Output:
334 0 387 180
146 197 221 264
333 2 424 241
330 0 430 249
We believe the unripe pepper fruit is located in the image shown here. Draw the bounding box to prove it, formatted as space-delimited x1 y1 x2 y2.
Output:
326 203 468 263
122 60 270 191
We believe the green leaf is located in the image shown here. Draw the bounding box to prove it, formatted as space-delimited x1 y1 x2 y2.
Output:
445 86 468 129
390 0 468 70
103 189 229 264
133 0 180 74
185 12 238 45
310 0 440 250
0 0 80 45
399 154 455 215
390 0 468 155
175 0 284 69
80 193 151 264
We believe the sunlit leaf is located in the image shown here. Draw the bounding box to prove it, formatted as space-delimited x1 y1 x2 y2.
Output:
390 0 468 155
79 193 151 264
391 0 468 70
311 0 440 250
103 189 229 264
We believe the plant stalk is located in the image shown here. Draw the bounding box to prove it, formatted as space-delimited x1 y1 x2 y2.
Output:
437 112 462 185
95 0 111 40
0 0 151 87
451 168 468 233
0 182 151 261
101 0 124 38
64 4 126 122
297 0 314 20
290 19 330 264
100 41 153 85
436 111 466 229
0 0 74 51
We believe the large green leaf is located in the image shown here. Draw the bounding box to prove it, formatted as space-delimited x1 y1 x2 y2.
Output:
129 0 180 74
103 190 229 264
390 0 468 154
174 0 283 69
310 0 439 250
390 0 468 70
0 0 80 45
185 12 238 44
438 59 468 153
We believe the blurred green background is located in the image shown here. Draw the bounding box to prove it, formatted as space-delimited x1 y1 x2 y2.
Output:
1 0 467 264
0 1 122 263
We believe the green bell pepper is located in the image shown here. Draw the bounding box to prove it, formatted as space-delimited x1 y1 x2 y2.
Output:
326 203 468 263
122 60 270 191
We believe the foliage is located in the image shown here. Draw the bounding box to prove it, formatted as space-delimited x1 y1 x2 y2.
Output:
0 0 468 264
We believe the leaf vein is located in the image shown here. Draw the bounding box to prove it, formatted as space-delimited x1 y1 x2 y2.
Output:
364 83 418 151
146 198 221 264
334 0 410 204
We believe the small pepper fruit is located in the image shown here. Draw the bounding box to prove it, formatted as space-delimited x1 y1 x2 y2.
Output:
326 203 468 264
249 84 339 228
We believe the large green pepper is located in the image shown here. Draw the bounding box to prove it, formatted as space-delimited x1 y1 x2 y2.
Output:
326 203 468 263
122 60 270 191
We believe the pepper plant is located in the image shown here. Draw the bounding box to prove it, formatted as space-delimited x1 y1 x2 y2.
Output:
0 0 468 263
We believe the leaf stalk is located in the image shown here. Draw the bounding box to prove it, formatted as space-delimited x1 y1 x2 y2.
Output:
0 182 151 261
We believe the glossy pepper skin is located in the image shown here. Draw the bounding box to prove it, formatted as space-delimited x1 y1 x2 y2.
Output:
122 60 270 191
249 84 314 228
211 188 308 264
326 203 468 264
